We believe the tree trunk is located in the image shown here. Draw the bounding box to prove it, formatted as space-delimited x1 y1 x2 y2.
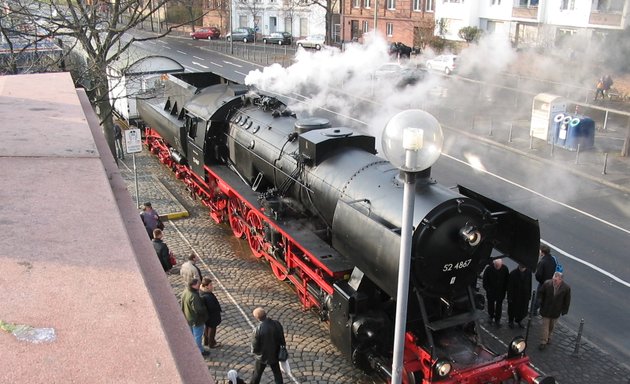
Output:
94 75 117 161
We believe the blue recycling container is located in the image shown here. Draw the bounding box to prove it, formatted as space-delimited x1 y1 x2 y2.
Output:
549 114 594 151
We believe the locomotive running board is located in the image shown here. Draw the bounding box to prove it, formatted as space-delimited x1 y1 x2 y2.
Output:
457 185 540 271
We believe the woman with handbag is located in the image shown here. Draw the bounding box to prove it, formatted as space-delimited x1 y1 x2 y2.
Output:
152 229 172 273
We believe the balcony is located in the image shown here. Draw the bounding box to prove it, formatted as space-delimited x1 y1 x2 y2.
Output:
589 11 622 26
512 6 538 19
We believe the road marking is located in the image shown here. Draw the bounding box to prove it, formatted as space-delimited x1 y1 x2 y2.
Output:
177 50 187 55
223 60 243 68
183 65 199 73
168 220 301 384
193 56 205 61
445 154 630 288
210 62 223 67
235 70 247 76
163 45 171 49
192 61 208 69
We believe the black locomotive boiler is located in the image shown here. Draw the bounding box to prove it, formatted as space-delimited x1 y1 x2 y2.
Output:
134 72 554 384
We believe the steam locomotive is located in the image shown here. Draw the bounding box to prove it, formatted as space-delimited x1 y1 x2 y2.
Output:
133 72 554 384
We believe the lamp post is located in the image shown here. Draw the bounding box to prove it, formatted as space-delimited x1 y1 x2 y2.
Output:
381 110 443 384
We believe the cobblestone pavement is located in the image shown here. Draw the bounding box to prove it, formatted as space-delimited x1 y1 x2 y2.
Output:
119 150 630 384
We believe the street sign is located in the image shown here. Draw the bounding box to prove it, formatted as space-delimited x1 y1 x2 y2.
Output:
125 128 142 154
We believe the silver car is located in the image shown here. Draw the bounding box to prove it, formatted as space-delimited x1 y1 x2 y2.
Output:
426 54 458 75
296 34 325 50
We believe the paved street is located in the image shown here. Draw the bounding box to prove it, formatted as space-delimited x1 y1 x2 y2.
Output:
120 140 629 383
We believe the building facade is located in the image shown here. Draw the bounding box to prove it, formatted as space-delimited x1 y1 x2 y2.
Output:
341 0 436 48
434 0 629 49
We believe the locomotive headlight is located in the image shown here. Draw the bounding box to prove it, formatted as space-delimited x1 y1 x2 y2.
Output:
433 359 452 377
381 110 443 172
460 225 482 246
508 336 527 357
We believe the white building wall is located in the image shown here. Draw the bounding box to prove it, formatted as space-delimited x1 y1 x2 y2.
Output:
231 0 326 38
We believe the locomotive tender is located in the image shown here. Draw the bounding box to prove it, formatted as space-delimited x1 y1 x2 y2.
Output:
134 72 554 384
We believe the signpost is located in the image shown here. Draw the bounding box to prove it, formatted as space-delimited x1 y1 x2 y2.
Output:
125 128 142 207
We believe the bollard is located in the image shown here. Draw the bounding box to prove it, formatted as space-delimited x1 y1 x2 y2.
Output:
603 110 609 131
489 119 493 136
575 144 581 164
550 140 555 157
529 134 534 150
508 123 513 143
571 318 585 357
472 116 476 130
602 153 609 174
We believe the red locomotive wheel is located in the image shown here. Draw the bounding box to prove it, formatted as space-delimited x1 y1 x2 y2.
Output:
227 198 246 239
246 210 266 259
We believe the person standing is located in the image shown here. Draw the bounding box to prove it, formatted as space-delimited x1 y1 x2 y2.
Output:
200 277 222 349
534 244 557 315
482 258 509 325
181 278 209 357
140 202 160 239
507 264 532 328
114 122 124 160
250 307 285 384
594 77 605 101
152 229 172 273
180 253 203 285
538 272 571 350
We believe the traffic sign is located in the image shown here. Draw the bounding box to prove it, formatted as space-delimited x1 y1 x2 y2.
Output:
125 128 142 154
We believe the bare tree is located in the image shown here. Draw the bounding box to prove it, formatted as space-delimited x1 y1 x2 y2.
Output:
301 0 339 44
1 0 198 160
239 0 262 40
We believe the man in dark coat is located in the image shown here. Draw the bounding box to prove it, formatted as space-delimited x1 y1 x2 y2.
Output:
534 244 557 315
200 277 222 348
507 264 532 328
250 307 285 384
152 229 172 272
483 258 509 325
538 272 571 350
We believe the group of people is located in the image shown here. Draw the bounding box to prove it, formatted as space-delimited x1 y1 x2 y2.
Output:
594 74 614 101
482 244 571 350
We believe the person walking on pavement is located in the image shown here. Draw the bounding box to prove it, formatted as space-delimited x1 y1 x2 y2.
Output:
538 272 571 350
507 264 532 328
140 202 160 239
114 122 124 160
181 278 209 356
200 277 222 349
250 307 285 384
180 253 203 285
483 258 509 326
152 229 172 273
534 244 557 315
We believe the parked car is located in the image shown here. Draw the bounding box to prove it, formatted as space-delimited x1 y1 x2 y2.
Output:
374 62 427 87
262 32 292 45
190 27 221 40
425 54 458 75
225 27 256 43
296 34 325 50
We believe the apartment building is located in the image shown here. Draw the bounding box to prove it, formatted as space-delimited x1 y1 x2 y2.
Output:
435 0 629 49
341 0 436 47
203 0 328 39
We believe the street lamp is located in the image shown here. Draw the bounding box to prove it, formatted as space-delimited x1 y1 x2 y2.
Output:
381 110 443 384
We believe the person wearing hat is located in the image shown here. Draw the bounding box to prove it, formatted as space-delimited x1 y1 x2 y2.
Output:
140 202 160 239
200 277 222 348
227 369 245 384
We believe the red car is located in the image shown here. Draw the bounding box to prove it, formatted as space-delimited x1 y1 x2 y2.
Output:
190 27 221 40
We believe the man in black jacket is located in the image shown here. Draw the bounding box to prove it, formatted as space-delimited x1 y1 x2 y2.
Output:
483 258 510 325
533 244 557 315
250 307 285 384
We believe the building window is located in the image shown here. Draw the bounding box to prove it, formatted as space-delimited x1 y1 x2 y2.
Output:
300 18 308 36
443 0 463 3
387 0 395 9
560 0 574 10
362 20 369 32
491 0 501 4
413 0 421 10
386 22 393 36
353 0 360 7
594 0 624 12
365 0 371 8
426 0 434 10
519 0 539 6
285 17 292 33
